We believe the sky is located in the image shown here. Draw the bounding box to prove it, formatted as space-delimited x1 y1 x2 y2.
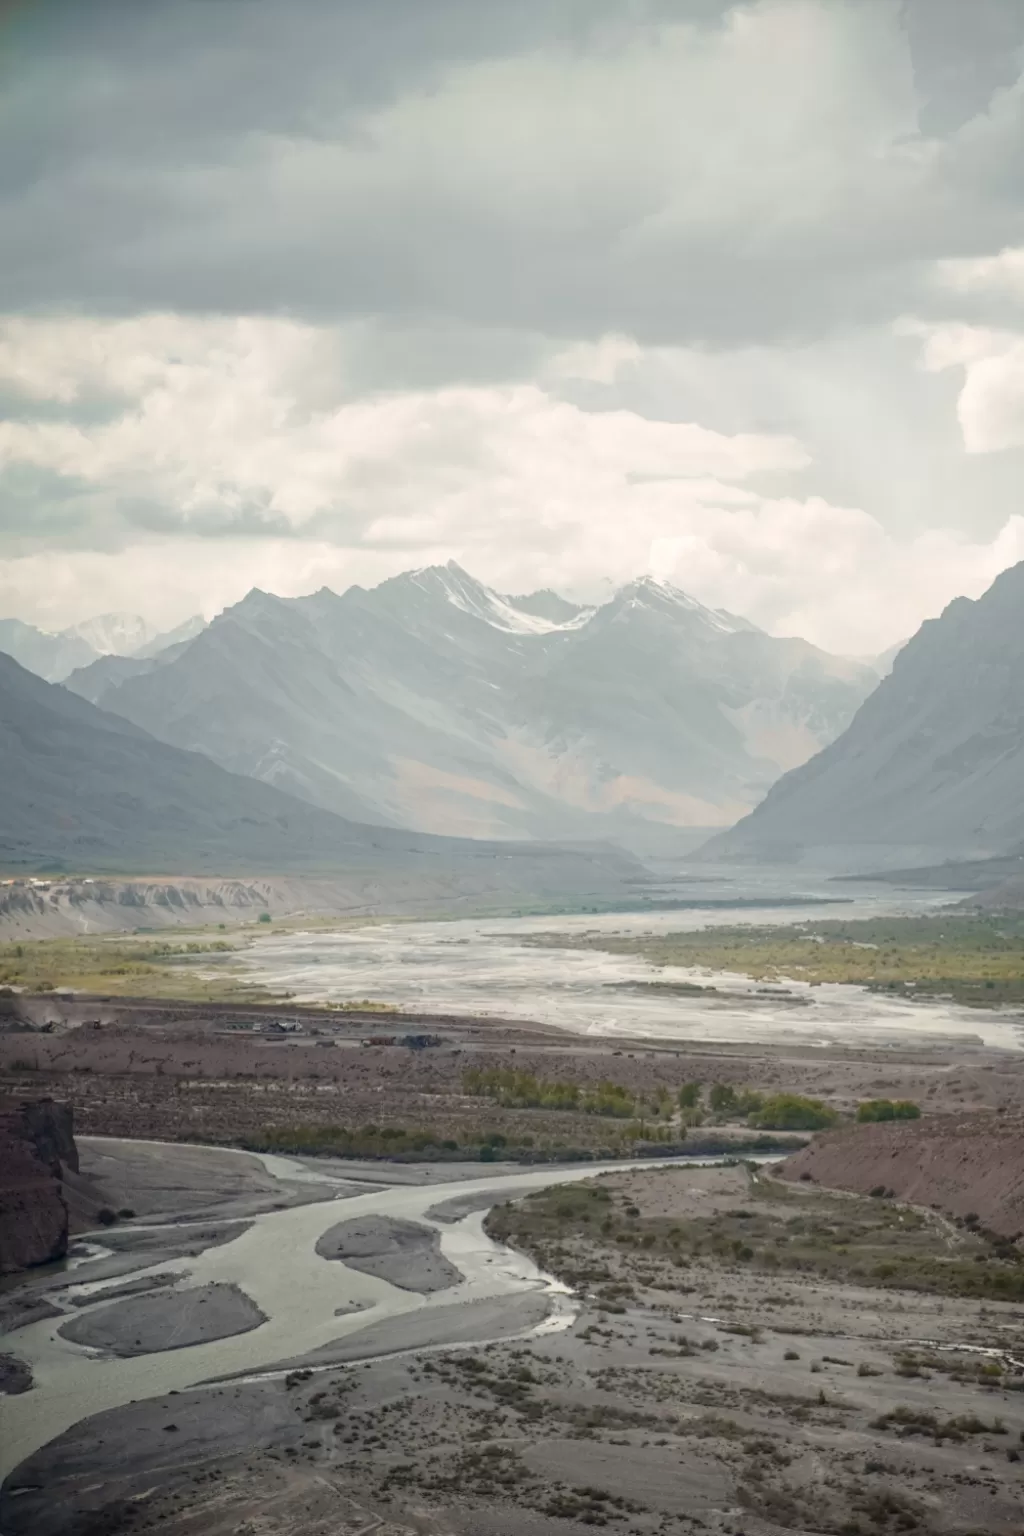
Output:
1 0 1024 654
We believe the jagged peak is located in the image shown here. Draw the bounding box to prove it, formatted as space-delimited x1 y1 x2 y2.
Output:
608 575 755 635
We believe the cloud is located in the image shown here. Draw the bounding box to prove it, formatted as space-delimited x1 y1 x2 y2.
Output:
936 246 1024 303
3 0 1020 345
1 310 1022 654
2 1 1024 659
902 317 1024 453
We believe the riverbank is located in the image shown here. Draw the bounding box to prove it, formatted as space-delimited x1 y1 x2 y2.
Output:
5 1146 1024 1534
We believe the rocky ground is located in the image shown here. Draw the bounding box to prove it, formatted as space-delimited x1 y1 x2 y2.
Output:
3 993 1021 1163
5 1161 1024 1536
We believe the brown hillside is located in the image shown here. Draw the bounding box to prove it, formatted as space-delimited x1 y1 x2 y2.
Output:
777 1113 1024 1238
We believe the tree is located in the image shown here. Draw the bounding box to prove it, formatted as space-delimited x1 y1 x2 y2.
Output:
751 1094 839 1131
857 1099 921 1123
678 1081 702 1109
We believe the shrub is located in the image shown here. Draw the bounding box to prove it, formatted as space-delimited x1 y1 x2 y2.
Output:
257 911 272 924
751 1095 839 1131
857 1099 921 1123
95 1207 118 1226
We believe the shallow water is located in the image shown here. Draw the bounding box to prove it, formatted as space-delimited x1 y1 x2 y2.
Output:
234 887 1024 1051
0 1149 714 1478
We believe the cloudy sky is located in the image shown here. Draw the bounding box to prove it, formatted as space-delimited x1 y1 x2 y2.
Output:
2 0 1024 653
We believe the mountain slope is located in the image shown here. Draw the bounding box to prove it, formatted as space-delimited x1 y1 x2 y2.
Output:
76 563 879 842
700 560 1024 867
0 652 644 908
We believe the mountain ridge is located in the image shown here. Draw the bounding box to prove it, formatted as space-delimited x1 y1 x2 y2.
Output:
699 559 1024 868
67 562 881 843
0 651 646 913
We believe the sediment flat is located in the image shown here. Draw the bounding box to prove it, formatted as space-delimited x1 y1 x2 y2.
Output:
58 1282 267 1357
314 1215 463 1292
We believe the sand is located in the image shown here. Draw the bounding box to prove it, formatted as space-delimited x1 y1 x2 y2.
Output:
314 1215 463 1293
58 1282 266 1357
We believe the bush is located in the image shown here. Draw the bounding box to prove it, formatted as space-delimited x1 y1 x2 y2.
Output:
751 1095 839 1131
257 911 272 924
678 1081 702 1109
95 1207 118 1226
709 1083 736 1113
857 1099 921 1123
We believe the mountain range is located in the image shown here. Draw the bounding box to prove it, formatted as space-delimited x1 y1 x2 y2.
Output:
60 563 880 844
0 650 646 914
0 613 206 683
702 559 1024 870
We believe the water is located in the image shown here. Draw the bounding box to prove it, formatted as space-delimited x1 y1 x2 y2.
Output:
0 1151 725 1479
233 888 1024 1051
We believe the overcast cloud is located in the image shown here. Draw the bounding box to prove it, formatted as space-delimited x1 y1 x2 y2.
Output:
1 0 1024 652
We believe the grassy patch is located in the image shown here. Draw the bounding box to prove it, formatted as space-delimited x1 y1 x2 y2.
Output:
487 1170 1024 1302
0 934 276 1002
523 912 1024 1009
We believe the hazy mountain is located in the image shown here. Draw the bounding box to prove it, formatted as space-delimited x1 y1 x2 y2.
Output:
0 652 644 908
76 562 880 842
133 614 207 659
0 611 205 684
64 638 197 708
700 560 1024 869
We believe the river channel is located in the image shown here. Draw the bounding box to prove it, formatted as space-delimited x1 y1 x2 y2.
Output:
231 887 1024 1051
0 1146 740 1480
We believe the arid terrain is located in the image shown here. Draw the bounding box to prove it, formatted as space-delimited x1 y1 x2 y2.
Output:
4 934 1024 1535
5 1149 1024 1536
3 990 1024 1162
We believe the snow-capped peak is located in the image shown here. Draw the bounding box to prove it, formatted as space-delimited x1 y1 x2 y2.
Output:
405 562 595 635
614 576 754 635
61 613 156 656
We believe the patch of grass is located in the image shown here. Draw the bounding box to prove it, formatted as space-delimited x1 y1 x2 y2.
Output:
0 933 272 1003
523 912 1024 1009
488 1168 1024 1302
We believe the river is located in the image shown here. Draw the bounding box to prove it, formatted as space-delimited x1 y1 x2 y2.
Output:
0 1147 738 1479
230 886 1024 1050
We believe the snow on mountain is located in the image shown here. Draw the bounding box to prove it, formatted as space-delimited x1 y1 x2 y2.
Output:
63 613 155 657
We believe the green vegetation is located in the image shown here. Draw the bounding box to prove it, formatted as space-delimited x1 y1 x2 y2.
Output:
489 1169 1024 1302
857 1099 922 1123
525 911 1024 1009
463 1067 646 1118
236 1119 797 1165
0 934 275 1002
462 1069 823 1138
752 1094 839 1131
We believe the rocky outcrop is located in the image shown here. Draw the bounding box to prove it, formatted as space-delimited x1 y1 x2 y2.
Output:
0 1098 77 1275
777 1114 1024 1238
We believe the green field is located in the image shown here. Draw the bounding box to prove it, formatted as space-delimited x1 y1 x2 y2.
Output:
525 912 1024 1009
0 932 278 1002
